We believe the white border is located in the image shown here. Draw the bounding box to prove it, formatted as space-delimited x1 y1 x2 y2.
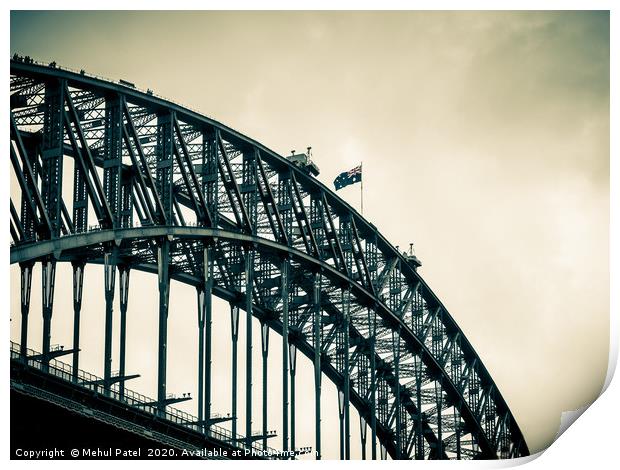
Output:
3 1 617 468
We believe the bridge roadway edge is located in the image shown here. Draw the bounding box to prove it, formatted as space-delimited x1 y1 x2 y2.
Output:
10 356 258 460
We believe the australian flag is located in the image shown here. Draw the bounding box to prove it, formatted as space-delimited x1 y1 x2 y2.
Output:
334 164 362 190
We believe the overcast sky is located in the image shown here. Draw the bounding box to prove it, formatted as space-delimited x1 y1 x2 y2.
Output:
10 11 609 457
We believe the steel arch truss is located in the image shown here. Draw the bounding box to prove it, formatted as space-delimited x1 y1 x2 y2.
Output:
9 59 528 460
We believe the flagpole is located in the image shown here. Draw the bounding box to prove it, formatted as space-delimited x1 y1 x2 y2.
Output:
360 161 364 215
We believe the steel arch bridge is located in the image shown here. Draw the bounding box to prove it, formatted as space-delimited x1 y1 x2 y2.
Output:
9 57 528 460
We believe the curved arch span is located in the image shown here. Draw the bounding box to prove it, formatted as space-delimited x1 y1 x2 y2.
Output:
9 59 528 459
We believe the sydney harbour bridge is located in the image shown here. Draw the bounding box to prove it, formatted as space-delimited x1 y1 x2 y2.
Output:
9 57 529 460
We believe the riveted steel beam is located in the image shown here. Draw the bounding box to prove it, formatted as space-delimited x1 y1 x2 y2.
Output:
216 131 252 233
10 200 25 242
118 265 130 397
290 172 319 257
202 244 214 435
41 80 64 238
313 272 322 460
230 303 240 438
281 257 290 455
19 262 34 359
41 258 56 372
64 84 114 227
103 250 116 391
157 238 171 414
261 320 270 450
173 116 212 225
201 130 219 226
11 115 51 238
196 285 206 424
71 261 85 380
245 248 254 449
103 94 123 227
256 151 287 245
156 111 174 222
289 341 297 457
122 103 166 224
321 192 348 275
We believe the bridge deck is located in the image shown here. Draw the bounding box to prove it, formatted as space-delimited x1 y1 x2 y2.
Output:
10 342 281 460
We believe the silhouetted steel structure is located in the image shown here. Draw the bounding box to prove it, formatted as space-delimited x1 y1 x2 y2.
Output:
9 57 529 460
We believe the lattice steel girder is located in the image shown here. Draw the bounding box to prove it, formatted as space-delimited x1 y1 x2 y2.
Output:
173 116 212 225
256 152 288 245
156 112 174 222
202 129 219 224
10 60 529 460
103 94 123 225
72 124 89 233
122 101 166 223
41 80 65 237
10 116 51 240
217 131 252 233
64 83 115 228
13 228 460 459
